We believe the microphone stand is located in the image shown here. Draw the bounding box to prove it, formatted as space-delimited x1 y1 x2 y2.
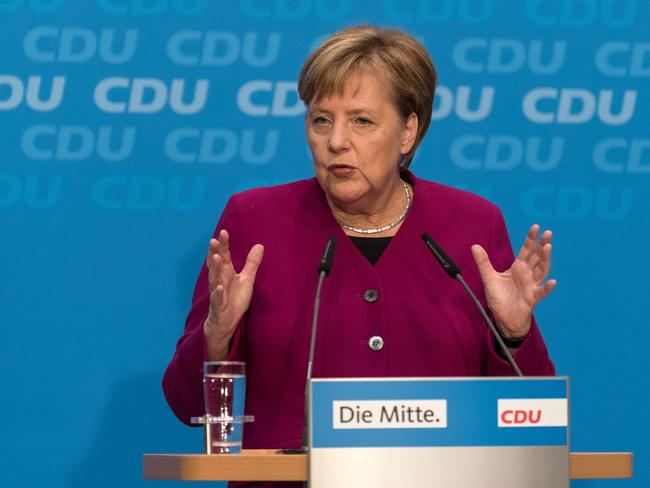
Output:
422 233 523 377
278 236 335 463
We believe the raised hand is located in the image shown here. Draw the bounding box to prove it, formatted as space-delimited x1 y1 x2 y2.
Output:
203 229 264 359
471 224 556 339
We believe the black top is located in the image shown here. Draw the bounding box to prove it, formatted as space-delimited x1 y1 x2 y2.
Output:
349 236 393 265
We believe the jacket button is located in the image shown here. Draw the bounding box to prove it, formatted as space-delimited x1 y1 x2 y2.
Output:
368 336 384 351
363 289 379 302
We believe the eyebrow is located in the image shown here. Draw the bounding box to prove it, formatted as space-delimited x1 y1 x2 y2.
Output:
308 106 379 117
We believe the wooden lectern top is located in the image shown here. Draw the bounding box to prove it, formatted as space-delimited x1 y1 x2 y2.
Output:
143 450 633 482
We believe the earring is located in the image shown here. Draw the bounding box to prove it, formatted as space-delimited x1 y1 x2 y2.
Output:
398 154 408 169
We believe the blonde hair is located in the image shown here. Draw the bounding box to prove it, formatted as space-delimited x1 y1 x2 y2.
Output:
298 25 437 168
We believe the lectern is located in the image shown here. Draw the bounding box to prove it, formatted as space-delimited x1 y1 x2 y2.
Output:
309 377 568 487
143 451 633 482
145 377 633 486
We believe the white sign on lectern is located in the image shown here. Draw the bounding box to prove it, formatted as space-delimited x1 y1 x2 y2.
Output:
309 377 569 488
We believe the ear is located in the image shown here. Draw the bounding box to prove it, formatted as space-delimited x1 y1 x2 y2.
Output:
400 112 418 154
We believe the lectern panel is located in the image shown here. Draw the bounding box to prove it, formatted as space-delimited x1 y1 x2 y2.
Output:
309 377 569 488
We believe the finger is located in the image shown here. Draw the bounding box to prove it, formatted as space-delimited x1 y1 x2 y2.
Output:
213 230 239 290
240 244 265 283
534 279 557 302
216 284 228 313
209 283 228 313
216 250 237 290
517 224 540 262
540 229 552 247
206 238 219 268
471 244 496 285
206 239 218 288
208 252 223 292
533 243 552 282
217 229 232 265
526 236 548 268
526 229 552 268
526 247 542 268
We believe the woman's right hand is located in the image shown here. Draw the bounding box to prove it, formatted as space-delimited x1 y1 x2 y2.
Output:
203 229 264 360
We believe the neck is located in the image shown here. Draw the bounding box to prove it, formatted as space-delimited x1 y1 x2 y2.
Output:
327 177 412 237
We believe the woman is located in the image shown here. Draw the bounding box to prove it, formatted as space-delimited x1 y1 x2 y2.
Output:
163 24 556 480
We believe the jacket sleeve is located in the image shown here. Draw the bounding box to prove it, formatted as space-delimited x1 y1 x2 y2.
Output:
162 195 250 425
483 209 556 376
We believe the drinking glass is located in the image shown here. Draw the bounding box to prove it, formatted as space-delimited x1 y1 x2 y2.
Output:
202 361 246 454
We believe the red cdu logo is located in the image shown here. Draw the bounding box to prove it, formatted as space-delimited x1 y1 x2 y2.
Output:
500 409 542 425
498 399 567 428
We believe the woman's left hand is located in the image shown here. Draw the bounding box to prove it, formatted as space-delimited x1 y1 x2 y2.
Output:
471 224 557 339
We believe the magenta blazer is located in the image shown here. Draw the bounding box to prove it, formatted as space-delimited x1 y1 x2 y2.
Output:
163 173 554 458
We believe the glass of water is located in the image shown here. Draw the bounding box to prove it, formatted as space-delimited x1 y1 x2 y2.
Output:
202 361 246 454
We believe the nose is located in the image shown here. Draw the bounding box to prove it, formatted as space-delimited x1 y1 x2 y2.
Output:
327 121 350 153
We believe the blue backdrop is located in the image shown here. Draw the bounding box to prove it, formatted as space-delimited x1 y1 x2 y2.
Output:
1 1 648 487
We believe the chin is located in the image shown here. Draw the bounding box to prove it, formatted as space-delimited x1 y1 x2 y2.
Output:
325 182 366 205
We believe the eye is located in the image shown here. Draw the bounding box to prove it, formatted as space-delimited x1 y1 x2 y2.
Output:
312 115 330 126
354 117 372 126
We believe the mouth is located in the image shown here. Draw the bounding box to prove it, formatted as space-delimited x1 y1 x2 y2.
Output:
327 163 356 171
328 164 356 177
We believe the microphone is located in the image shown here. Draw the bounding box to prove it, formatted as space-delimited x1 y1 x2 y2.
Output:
421 233 523 377
301 236 336 452
422 233 460 278
318 235 336 275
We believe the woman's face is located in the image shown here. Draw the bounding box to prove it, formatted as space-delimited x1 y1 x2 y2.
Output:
306 72 417 209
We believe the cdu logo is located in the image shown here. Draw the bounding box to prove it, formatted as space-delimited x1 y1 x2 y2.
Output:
450 135 564 171
91 176 206 211
453 38 566 75
93 78 209 114
522 88 637 125
521 185 635 220
498 399 567 427
23 27 138 64
164 128 279 165
21 125 136 162
166 31 281 67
